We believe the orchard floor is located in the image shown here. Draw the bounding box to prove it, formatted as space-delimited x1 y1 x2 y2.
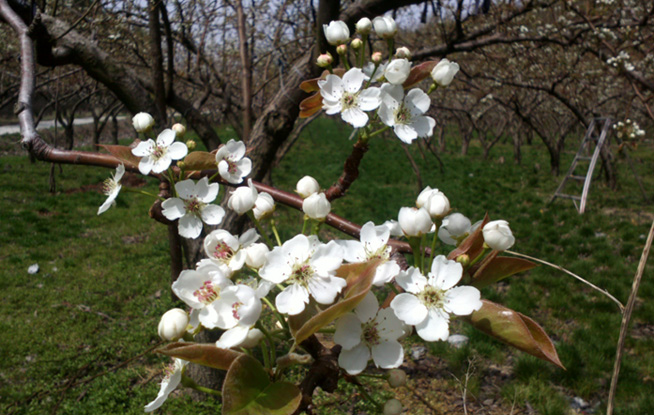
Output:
2 117 653 415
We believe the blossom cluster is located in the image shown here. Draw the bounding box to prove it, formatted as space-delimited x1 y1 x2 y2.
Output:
613 119 646 141
317 16 460 144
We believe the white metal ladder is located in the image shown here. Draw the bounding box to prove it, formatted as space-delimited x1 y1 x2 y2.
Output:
549 117 612 213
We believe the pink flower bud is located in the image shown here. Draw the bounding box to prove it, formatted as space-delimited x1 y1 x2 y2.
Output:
395 46 411 60
371 52 383 64
316 52 333 68
172 123 186 137
336 44 348 55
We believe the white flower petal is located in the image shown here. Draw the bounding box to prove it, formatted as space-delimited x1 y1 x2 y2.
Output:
375 307 406 341
168 142 188 160
390 293 428 325
429 256 463 290
138 156 154 175
373 260 400 286
415 308 450 341
406 88 430 114
178 214 203 239
342 68 365 93
156 129 176 147
161 198 186 220
319 75 345 102
371 340 404 369
200 204 225 225
175 179 197 200
444 286 482 316
395 267 427 294
308 275 346 305
357 87 382 111
341 107 369 128
216 325 250 349
394 124 418 144
334 313 363 350
338 343 370 375
276 284 309 315
132 140 154 157
354 292 379 323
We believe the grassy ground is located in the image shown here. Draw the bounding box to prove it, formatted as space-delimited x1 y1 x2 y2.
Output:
1 117 653 414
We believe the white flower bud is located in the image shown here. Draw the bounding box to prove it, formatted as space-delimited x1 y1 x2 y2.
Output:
384 59 411 85
430 59 460 87
302 192 331 220
383 399 403 415
387 369 407 388
371 52 383 64
351 38 363 50
395 46 411 60
239 328 264 348
336 44 348 55
228 179 258 215
356 17 372 35
323 20 350 46
316 52 333 68
296 176 320 198
171 123 186 137
398 207 432 237
373 16 397 39
245 243 270 269
132 112 155 133
253 192 275 220
438 213 472 245
482 220 515 251
157 308 189 341
416 186 450 219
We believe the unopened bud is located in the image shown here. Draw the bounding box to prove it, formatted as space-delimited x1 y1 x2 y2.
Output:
387 369 407 388
172 123 186 137
456 254 470 266
371 51 383 64
351 38 363 50
395 46 411 60
185 139 196 151
336 44 348 56
316 52 333 68
157 308 189 341
383 399 403 415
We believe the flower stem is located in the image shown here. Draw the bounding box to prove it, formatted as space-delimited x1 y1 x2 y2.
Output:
468 246 490 268
262 296 289 334
181 375 222 397
367 125 390 139
353 378 382 412
270 220 282 246
301 216 309 235
247 212 274 248
428 219 442 268
257 321 277 368
408 236 422 270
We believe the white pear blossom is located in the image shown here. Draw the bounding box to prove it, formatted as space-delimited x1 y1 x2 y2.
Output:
302 192 331 220
336 221 400 286
253 192 275 220
378 84 436 144
132 129 188 175
228 179 258 215
390 256 482 342
214 284 262 349
323 20 350 45
398 207 432 237
202 228 259 276
215 139 252 184
132 112 155 133
161 177 225 239
373 16 397 39
482 220 515 251
296 176 320 198
171 262 233 329
98 164 124 215
334 292 405 375
416 186 450 219
259 235 345 315
157 308 189 341
438 213 472 245
430 59 460 87
384 59 411 85
144 358 187 412
319 67 382 128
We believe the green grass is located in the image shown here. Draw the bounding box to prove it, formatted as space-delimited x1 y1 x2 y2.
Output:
1 116 653 414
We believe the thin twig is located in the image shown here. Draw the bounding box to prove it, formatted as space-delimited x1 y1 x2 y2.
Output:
606 219 654 415
505 250 624 312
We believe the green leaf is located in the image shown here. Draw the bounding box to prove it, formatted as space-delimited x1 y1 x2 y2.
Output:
291 260 380 346
97 143 141 169
466 300 564 369
156 342 242 370
222 354 301 415
471 256 537 288
183 151 217 171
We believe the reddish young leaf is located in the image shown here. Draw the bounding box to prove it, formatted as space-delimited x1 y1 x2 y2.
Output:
222 354 301 415
299 92 323 118
403 61 438 89
156 342 242 370
98 143 141 169
447 213 490 262
471 256 538 288
183 151 217 171
291 260 381 346
466 300 564 369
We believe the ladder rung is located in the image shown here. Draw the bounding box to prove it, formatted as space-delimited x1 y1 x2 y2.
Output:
570 175 586 181
577 156 592 161
555 194 582 200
